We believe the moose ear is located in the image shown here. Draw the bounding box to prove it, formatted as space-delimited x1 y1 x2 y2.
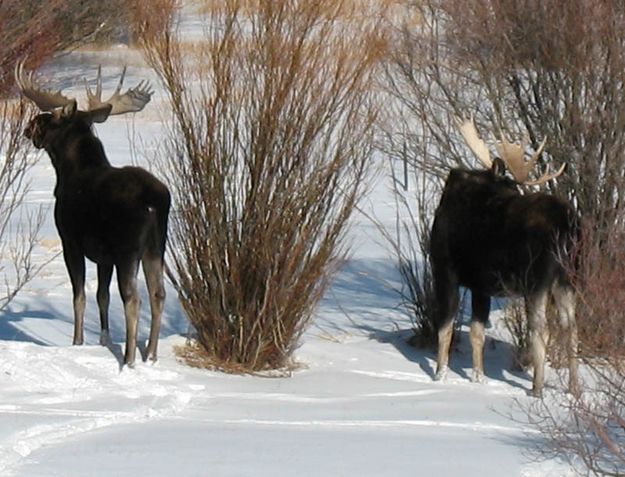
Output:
60 100 78 119
89 104 113 124
491 157 507 179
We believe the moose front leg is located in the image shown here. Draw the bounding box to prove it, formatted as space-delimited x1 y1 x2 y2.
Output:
527 290 549 397
470 292 490 383
96 263 114 346
63 248 86 345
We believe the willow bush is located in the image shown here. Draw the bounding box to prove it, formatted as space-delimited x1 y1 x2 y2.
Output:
138 0 386 371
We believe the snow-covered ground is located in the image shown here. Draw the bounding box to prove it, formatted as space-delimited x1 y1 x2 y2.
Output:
0 42 576 477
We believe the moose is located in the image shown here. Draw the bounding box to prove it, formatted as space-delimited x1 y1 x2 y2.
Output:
430 117 578 397
15 60 170 367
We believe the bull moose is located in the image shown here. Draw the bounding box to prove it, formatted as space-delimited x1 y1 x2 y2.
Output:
15 60 170 367
430 117 578 397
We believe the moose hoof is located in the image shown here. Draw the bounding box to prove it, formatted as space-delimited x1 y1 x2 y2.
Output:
99 332 110 346
124 354 136 369
471 369 485 384
434 366 448 382
568 382 581 398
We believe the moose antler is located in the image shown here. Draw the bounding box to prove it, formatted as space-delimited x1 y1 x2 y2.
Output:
455 116 492 169
14 58 75 111
495 133 564 186
85 65 153 115
456 115 564 186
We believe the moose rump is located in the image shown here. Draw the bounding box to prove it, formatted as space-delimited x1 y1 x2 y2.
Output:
55 166 169 266
430 119 579 397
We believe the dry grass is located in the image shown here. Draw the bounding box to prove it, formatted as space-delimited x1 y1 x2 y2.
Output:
174 341 301 376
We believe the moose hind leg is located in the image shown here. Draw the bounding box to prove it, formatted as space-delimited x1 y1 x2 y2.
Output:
63 248 86 345
553 282 579 396
117 259 141 367
527 290 549 397
96 263 114 346
142 254 165 362
470 292 490 383
434 272 460 381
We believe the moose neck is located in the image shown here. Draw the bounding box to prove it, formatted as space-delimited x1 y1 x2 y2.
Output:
46 125 112 181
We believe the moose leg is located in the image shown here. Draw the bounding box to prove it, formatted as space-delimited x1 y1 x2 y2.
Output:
470 291 490 383
117 259 141 367
434 271 459 381
63 248 86 345
527 290 549 397
96 263 114 345
553 283 579 396
142 254 165 362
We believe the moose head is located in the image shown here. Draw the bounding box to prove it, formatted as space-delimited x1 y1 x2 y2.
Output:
17 59 152 146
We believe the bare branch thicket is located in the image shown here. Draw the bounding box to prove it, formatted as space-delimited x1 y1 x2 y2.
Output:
0 0 141 96
380 0 490 346
523 220 625 476
137 0 385 371
0 101 47 311
0 1 142 309
375 120 440 346
384 0 625 351
438 0 625 233
382 1 625 473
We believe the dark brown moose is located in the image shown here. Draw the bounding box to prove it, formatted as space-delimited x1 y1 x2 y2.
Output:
16 60 170 367
430 117 578 397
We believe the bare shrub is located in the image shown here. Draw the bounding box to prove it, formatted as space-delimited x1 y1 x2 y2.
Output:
383 0 625 362
376 132 440 347
502 299 530 370
137 0 385 371
524 220 625 476
391 0 625 471
0 100 46 310
436 0 625 235
0 0 142 95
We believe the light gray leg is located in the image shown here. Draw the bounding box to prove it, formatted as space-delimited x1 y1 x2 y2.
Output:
470 292 490 383
142 255 165 362
433 269 459 382
72 290 86 346
435 319 454 381
553 283 579 396
527 290 549 397
470 321 486 383
117 260 140 367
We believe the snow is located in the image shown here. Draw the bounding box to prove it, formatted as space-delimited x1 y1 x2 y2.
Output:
0 30 576 477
